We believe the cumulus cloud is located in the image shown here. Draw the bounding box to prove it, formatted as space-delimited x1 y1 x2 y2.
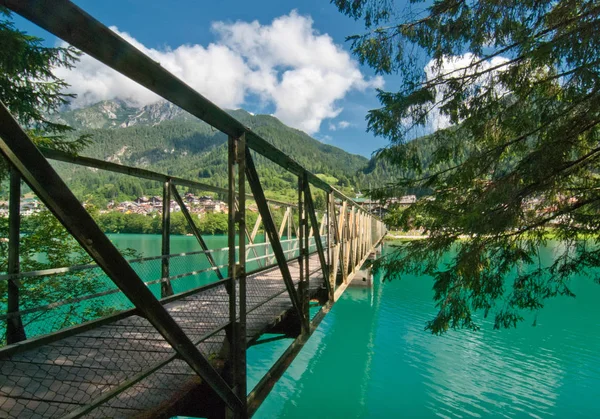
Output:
422 53 510 131
56 11 383 134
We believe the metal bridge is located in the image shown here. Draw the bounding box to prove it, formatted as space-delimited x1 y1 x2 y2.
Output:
0 1 387 417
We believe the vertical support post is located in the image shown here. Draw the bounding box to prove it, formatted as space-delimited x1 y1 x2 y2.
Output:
227 135 239 418
287 205 292 240
331 200 345 290
326 193 330 267
303 181 332 299
236 134 247 409
341 205 349 283
264 206 271 265
226 135 237 412
297 174 308 333
161 180 174 298
303 173 309 323
353 210 360 269
227 134 247 418
326 192 332 293
7 168 26 344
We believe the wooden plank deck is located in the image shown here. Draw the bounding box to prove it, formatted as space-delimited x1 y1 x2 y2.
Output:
0 254 323 418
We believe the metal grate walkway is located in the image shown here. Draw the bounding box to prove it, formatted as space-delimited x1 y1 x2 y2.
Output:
0 255 322 418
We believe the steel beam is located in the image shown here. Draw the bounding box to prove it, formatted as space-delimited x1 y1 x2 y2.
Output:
236 134 248 411
297 175 306 332
302 174 310 328
303 181 332 299
244 148 303 321
161 180 174 298
226 135 239 415
6 168 26 344
0 101 243 412
41 147 227 194
41 147 294 207
171 184 225 280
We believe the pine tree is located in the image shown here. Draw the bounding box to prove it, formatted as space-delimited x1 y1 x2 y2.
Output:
333 0 600 333
0 6 89 178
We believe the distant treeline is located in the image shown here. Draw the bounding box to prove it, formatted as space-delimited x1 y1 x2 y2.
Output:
92 211 261 235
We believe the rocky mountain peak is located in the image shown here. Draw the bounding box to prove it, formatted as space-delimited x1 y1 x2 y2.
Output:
54 99 194 130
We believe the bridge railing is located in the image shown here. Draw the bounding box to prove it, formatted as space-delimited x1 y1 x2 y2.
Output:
0 1 387 417
0 234 327 344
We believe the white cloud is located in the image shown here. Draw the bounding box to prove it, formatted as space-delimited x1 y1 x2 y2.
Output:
328 120 352 131
56 11 383 134
422 53 510 131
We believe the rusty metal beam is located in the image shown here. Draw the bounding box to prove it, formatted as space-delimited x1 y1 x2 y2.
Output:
161 180 174 298
6 168 26 344
303 181 332 299
40 147 294 207
237 134 248 412
244 148 303 321
171 184 224 280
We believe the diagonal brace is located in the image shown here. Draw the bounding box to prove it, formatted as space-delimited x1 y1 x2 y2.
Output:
244 148 303 321
303 180 332 298
170 184 224 280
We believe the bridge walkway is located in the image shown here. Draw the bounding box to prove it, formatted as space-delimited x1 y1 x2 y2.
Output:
1 254 323 418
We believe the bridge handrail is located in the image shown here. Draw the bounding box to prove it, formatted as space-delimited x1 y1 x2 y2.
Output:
0 236 325 327
0 236 324 282
40 147 298 208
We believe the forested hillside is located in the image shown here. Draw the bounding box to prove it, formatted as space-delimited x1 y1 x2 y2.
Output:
50 100 380 205
359 130 469 198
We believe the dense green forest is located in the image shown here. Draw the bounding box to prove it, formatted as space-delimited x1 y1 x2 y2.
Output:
47 101 384 206
359 130 467 199
89 210 265 236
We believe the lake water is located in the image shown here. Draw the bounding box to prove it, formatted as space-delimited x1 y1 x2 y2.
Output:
251 243 600 418
112 235 600 417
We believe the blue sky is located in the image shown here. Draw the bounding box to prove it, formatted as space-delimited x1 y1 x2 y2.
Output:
13 0 413 158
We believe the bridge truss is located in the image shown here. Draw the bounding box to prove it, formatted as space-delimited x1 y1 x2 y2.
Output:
0 1 387 417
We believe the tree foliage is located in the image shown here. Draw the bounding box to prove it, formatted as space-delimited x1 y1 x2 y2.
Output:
0 211 136 344
0 10 98 343
0 7 89 180
334 0 600 333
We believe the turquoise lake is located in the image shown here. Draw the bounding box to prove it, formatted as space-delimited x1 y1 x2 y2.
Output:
109 235 600 418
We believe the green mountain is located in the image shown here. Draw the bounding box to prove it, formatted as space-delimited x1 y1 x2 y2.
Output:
51 100 374 204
